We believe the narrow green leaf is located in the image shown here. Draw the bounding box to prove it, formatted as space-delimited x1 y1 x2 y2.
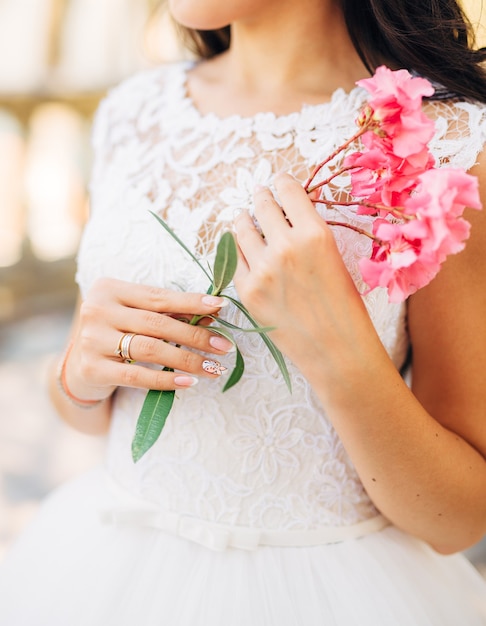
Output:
223 295 292 393
223 345 244 392
208 325 236 346
207 326 244 392
212 232 238 294
149 211 213 283
132 385 175 463
208 315 275 334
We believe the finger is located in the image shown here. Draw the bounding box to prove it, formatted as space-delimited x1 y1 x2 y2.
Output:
109 311 233 355
252 184 290 235
273 172 320 227
233 240 250 286
118 335 230 378
234 209 266 269
168 314 216 327
108 361 202 390
89 278 228 315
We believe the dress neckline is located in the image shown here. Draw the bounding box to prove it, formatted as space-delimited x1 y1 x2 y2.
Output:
175 61 366 126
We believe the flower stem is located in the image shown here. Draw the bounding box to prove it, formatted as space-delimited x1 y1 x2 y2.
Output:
314 198 380 211
325 220 377 241
303 124 370 191
306 165 355 193
314 198 414 221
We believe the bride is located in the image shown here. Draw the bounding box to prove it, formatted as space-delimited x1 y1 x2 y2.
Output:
1 0 486 623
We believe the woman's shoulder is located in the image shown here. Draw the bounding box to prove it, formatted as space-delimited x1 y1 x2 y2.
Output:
104 61 189 104
91 61 191 148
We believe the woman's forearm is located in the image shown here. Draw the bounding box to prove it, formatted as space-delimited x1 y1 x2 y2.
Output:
303 340 486 554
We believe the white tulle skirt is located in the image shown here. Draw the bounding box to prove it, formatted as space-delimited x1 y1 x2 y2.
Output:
0 467 485 626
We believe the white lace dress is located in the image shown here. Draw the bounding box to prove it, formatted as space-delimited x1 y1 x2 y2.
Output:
1 62 486 625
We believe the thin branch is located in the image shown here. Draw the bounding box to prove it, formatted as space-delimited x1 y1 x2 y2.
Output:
325 220 377 241
303 124 370 191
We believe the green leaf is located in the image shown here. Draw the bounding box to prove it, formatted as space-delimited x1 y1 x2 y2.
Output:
223 345 244 392
207 326 244 392
131 385 175 463
212 232 238 294
208 325 236 346
149 211 213 283
208 315 275 334
223 295 292 393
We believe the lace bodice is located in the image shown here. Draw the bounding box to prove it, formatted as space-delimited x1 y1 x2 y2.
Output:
76 62 486 531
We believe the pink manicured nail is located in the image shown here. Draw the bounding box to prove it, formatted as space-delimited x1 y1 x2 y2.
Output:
254 184 267 193
174 375 199 387
202 295 228 307
209 335 235 352
275 170 293 177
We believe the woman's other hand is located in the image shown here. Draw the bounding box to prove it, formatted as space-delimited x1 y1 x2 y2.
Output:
62 279 233 405
233 172 375 370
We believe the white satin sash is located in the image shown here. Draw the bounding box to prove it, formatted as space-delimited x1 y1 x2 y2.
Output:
100 473 390 552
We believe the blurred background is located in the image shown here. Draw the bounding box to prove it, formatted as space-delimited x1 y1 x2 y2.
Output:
0 0 485 576
0 0 183 559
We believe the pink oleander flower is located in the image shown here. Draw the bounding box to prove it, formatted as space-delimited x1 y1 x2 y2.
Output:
344 145 435 212
358 168 481 302
405 168 482 219
357 66 436 158
305 65 482 303
404 168 481 259
359 219 442 302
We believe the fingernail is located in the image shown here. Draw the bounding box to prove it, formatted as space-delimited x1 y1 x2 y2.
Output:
202 359 228 376
174 375 199 387
254 184 267 193
202 295 228 308
275 171 296 182
209 335 235 352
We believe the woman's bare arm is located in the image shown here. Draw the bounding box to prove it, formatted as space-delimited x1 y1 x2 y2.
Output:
233 167 486 554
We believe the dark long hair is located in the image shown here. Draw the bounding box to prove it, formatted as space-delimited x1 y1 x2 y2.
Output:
175 0 486 103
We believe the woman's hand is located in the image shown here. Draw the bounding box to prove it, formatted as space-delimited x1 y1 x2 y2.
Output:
234 173 486 555
63 278 234 404
233 172 374 369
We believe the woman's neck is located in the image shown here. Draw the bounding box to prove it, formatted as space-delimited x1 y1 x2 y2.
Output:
186 1 368 118
227 2 367 97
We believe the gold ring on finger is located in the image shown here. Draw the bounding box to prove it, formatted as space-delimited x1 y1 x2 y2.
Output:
114 332 137 363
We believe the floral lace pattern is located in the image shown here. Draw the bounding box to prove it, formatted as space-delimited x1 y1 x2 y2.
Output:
76 62 486 530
